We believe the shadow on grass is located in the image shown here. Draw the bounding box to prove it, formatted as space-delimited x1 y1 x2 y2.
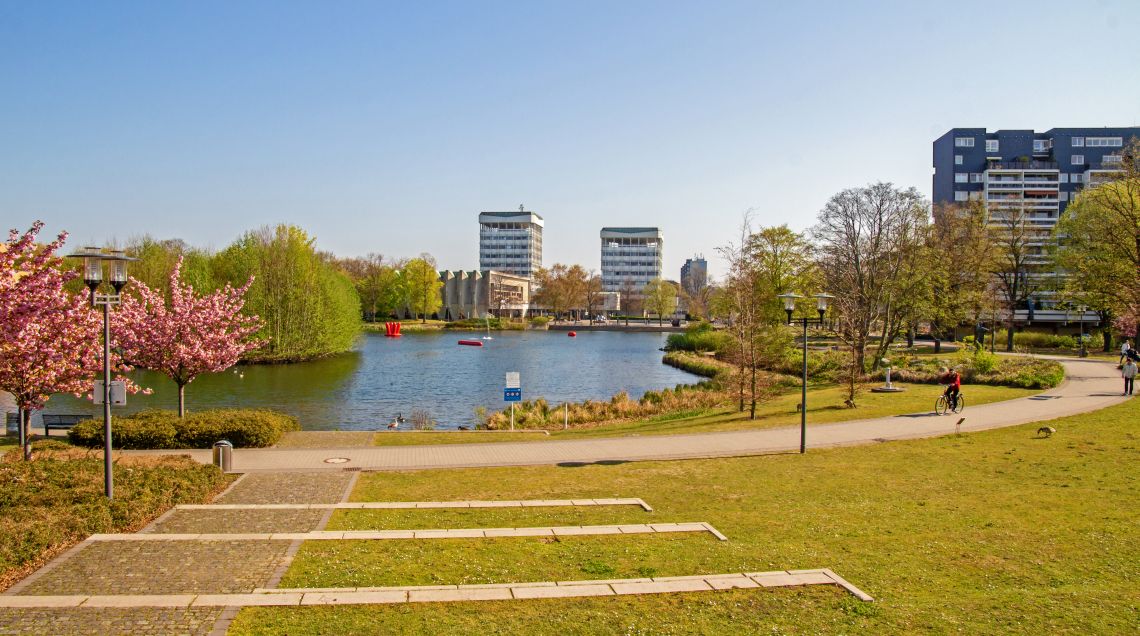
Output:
557 460 630 468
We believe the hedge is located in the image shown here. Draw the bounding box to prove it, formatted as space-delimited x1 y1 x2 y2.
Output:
68 409 300 449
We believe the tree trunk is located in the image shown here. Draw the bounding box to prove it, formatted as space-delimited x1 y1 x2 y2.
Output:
906 325 915 348
178 384 186 418
1103 327 1112 353
1006 323 1015 352
21 408 32 462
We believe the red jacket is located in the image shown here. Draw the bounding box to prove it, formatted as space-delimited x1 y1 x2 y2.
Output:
942 372 961 388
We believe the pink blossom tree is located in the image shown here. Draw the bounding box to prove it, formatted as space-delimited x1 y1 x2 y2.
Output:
115 257 263 417
0 222 104 460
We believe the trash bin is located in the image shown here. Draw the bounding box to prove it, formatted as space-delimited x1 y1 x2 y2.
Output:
212 440 233 472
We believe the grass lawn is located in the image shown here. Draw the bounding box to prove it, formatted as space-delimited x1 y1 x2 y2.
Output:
230 397 1138 635
372 382 1038 445
0 441 232 591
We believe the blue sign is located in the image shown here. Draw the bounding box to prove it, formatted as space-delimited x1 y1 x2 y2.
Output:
504 388 522 402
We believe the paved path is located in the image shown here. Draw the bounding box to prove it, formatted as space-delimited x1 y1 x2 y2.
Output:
134 357 1130 472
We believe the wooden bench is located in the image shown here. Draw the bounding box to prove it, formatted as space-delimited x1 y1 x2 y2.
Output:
42 414 88 436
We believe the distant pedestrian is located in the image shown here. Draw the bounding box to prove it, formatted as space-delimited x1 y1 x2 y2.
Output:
1121 339 1133 365
1123 358 1137 396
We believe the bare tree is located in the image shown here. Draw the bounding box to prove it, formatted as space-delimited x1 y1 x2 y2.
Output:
813 183 928 372
989 203 1039 351
717 212 764 417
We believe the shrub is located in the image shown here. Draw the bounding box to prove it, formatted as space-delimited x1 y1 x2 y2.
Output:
529 316 551 327
666 322 734 354
69 409 299 449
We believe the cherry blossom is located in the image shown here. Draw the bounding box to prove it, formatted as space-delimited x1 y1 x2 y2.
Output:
114 256 264 416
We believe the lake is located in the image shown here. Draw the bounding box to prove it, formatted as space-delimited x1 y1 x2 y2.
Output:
40 330 699 430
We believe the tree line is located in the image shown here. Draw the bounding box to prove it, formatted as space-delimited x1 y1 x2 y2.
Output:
712 143 1140 413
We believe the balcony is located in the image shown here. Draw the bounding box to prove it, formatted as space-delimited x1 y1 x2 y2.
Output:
986 160 1058 170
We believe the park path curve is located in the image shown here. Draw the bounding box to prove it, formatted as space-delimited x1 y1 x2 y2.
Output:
136 357 1130 472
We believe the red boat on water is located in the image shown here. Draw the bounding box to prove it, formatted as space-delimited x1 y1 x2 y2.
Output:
458 339 483 347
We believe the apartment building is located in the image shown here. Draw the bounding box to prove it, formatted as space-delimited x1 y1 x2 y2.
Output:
933 127 1139 324
680 255 708 295
478 208 543 279
600 227 663 294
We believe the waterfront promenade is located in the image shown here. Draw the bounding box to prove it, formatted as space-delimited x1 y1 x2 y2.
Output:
136 357 1128 472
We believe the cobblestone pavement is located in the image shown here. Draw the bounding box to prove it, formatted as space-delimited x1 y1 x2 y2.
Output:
274 431 377 448
0 607 222 635
15 541 292 596
215 472 353 504
150 509 325 534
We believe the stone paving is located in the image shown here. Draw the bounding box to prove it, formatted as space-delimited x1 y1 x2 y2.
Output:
147 509 325 534
214 472 353 504
13 541 292 596
0 607 223 635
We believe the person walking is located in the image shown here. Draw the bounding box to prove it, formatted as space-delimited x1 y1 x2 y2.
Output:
1121 339 1133 365
1123 358 1137 396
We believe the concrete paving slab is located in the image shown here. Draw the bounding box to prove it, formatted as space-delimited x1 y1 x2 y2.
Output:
705 575 760 590
750 573 805 587
408 588 513 602
611 580 713 595
83 595 197 608
789 571 835 585
511 584 615 599
300 591 407 605
559 578 651 586
0 596 86 608
192 593 303 607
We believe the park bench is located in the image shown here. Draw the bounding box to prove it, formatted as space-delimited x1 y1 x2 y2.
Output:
42 414 88 436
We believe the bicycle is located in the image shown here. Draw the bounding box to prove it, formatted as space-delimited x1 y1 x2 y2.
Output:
935 386 965 416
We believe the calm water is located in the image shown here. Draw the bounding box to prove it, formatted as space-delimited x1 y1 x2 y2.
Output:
44 331 697 430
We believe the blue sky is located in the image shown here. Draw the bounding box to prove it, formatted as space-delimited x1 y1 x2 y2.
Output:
3 1 1139 279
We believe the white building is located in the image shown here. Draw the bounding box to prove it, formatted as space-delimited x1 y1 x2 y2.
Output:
479 208 543 279
600 227 663 294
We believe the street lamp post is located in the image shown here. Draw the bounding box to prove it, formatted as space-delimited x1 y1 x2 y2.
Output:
777 292 833 454
66 247 134 499
1078 305 1088 358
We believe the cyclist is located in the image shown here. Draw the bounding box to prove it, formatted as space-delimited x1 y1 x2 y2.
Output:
939 366 961 411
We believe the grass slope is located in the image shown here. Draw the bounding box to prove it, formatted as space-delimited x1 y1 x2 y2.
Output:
231 397 1138 635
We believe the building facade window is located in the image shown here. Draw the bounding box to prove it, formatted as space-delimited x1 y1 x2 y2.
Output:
1071 155 1085 165
1104 154 1122 164
954 172 968 183
1033 139 1049 153
1086 137 1123 147
1072 137 1084 147
970 173 984 183
1071 173 1084 183
954 137 975 147
985 140 999 153
954 154 963 165
954 191 969 202
1059 173 1068 183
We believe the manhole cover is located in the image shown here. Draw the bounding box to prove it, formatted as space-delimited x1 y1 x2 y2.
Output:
324 457 351 464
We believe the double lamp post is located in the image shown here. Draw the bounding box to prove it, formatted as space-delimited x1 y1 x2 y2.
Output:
777 292 833 454
66 247 134 499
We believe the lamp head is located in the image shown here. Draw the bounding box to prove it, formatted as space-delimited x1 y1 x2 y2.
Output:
776 293 802 324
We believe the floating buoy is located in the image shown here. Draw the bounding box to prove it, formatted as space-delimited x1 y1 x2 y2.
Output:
568 331 577 337
458 339 483 347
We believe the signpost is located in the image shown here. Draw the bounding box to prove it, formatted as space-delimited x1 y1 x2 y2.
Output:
505 372 520 430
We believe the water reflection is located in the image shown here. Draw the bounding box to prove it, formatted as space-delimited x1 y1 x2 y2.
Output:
45 331 696 430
